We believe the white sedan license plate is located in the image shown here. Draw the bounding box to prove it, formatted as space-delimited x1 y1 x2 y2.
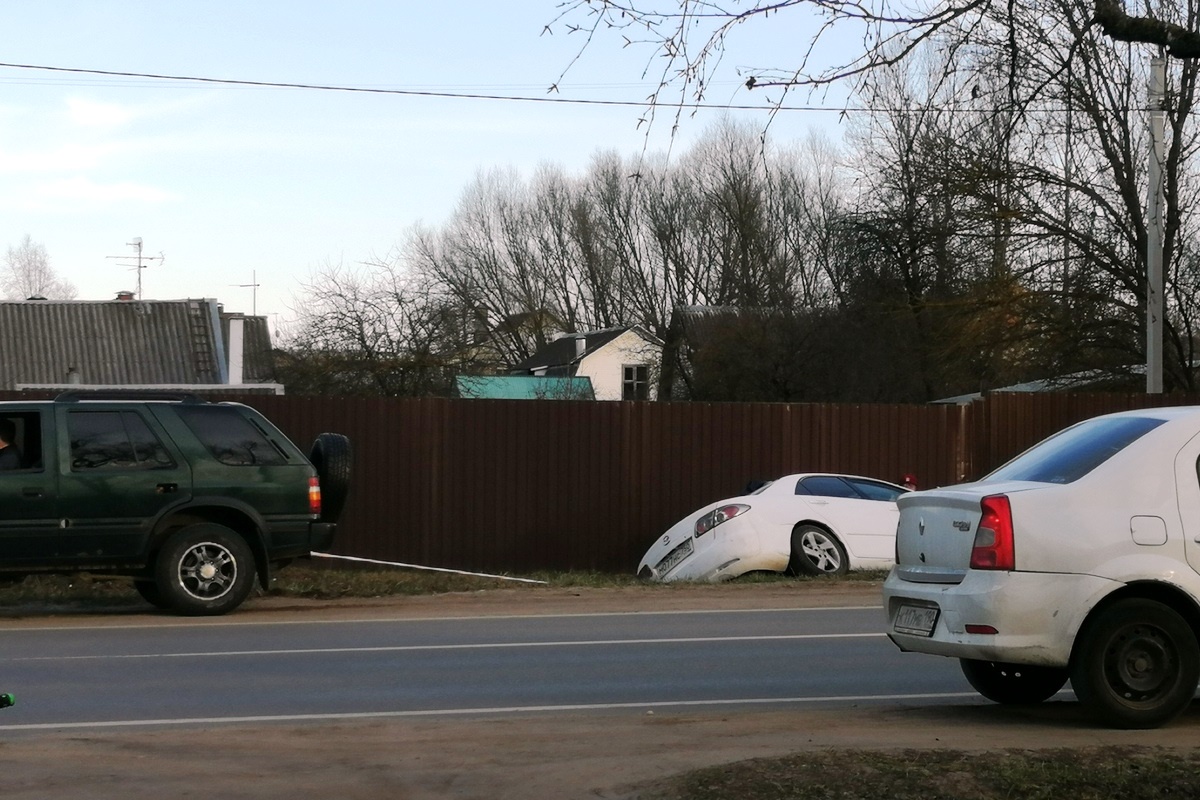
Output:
656 537 694 575
894 604 939 637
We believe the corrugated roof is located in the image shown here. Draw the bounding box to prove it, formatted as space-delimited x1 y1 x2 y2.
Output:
455 376 595 400
0 298 232 389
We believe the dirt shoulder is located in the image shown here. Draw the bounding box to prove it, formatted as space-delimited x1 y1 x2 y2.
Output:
3 582 1199 800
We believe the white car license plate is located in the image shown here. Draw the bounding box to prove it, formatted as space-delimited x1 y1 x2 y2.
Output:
894 604 939 637
656 537 694 575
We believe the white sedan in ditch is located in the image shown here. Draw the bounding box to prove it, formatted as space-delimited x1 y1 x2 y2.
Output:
638 473 909 581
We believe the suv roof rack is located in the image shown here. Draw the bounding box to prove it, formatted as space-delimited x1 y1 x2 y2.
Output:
54 390 208 404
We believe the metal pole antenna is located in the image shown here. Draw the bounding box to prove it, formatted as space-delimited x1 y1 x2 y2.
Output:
133 238 143 299
1147 56 1165 394
105 237 162 299
232 270 260 315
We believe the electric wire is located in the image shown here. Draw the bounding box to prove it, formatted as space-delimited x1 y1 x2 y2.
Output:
0 61 846 113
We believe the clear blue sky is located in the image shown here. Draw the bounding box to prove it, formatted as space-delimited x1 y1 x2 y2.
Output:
2 2 851 334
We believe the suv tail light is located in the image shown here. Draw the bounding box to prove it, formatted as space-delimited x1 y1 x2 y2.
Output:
970 494 1014 570
308 476 322 516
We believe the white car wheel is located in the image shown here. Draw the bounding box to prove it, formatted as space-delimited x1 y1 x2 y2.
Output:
1070 598 1200 729
790 525 849 576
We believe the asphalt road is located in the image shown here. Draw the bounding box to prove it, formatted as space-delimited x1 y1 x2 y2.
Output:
5 587 1200 800
0 603 980 732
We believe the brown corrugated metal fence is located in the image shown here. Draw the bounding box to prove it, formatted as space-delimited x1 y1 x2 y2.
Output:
225 396 971 574
6 391 1200 575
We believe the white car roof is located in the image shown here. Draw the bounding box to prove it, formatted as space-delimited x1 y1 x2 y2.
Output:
1102 405 1200 421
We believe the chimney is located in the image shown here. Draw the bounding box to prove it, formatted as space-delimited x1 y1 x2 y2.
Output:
115 290 134 301
575 335 587 359
67 366 81 384
227 317 245 385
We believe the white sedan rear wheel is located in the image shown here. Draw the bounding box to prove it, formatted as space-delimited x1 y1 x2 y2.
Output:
790 525 849 576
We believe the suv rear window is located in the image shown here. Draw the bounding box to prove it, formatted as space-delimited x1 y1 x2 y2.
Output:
986 416 1166 484
174 405 290 466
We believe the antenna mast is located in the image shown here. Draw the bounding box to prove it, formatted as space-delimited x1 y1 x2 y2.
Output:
232 270 261 315
105 237 165 299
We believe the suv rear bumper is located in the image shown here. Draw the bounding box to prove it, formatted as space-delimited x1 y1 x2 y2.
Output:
310 522 336 552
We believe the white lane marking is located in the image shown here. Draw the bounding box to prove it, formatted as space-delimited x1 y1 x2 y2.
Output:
3 632 887 661
0 605 885 632
0 692 985 732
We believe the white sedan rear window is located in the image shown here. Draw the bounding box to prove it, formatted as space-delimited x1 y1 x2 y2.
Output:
986 416 1165 484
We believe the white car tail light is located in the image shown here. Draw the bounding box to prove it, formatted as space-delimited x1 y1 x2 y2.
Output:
970 494 1014 570
694 504 749 537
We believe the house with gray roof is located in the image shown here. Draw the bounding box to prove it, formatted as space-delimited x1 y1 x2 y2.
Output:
507 326 663 401
0 296 282 393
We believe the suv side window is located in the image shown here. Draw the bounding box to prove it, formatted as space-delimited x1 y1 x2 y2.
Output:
0 411 43 472
69 410 174 470
174 405 289 466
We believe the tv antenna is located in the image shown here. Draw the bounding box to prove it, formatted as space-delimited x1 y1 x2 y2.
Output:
105 237 165 299
231 270 261 315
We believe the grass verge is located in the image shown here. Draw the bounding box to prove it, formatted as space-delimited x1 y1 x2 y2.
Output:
0 563 885 607
638 746 1200 800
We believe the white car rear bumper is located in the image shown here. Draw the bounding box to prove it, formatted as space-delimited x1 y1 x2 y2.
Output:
882 569 1120 667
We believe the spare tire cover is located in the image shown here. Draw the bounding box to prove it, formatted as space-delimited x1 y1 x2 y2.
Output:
309 432 352 523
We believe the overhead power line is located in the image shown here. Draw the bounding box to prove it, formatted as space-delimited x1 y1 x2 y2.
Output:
0 61 844 113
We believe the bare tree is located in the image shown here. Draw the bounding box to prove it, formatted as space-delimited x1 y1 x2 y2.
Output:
278 259 471 396
2 235 77 300
549 1 1200 103
551 0 1200 393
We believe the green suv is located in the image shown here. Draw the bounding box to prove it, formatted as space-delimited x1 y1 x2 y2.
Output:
0 391 351 615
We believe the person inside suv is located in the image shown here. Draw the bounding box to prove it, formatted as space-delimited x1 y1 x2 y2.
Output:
0 418 21 470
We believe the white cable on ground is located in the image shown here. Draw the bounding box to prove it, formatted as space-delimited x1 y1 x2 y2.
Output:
310 552 548 585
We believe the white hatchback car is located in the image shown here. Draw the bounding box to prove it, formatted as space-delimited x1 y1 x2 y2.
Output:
639 473 908 581
883 406 1200 729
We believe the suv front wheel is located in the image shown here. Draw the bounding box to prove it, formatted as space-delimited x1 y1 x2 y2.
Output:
155 524 256 616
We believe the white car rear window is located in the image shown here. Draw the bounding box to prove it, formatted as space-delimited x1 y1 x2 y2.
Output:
986 416 1166 484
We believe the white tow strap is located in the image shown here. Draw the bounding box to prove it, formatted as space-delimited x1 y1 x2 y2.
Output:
309 552 548 585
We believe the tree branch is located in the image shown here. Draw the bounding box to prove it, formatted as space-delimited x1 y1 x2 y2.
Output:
1093 0 1200 57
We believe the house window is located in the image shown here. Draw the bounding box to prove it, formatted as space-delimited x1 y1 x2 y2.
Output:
623 365 649 401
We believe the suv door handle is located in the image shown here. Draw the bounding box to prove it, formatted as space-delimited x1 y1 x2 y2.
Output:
156 483 178 494
21 487 43 498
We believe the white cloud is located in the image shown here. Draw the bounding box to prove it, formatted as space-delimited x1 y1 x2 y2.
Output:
65 97 136 128
34 177 176 204
0 142 116 173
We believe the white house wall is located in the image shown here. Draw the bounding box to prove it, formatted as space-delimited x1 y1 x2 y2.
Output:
577 330 660 401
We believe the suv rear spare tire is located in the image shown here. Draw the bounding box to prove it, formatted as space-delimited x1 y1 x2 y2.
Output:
310 432 353 524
